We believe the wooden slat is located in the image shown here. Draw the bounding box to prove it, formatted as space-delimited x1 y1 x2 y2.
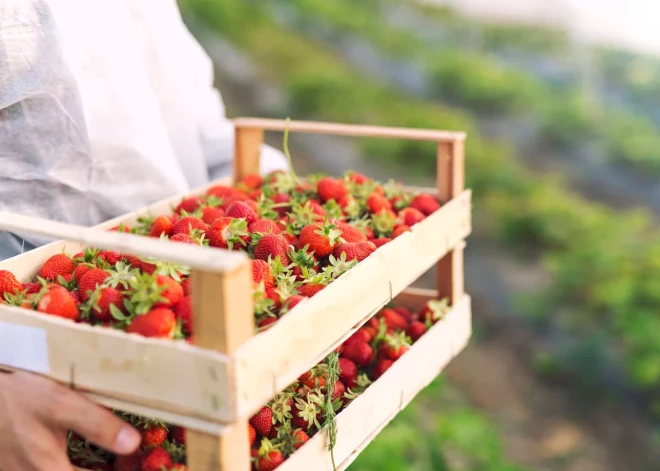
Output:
277 295 472 471
234 127 264 181
232 191 471 419
233 118 467 143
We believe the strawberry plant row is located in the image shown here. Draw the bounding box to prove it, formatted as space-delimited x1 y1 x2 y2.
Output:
0 118 471 471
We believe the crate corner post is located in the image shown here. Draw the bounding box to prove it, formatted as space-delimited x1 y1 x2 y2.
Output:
234 120 265 182
187 259 254 471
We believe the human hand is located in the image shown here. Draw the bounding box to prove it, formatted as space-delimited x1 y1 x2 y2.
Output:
0 371 141 471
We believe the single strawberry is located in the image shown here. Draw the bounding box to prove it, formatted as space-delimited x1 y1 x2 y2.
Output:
420 299 450 324
280 295 306 315
292 429 309 450
240 173 264 189
171 426 186 444
371 237 391 248
154 275 184 307
72 264 92 283
256 450 284 471
380 308 408 330
126 308 176 338
249 219 281 234
366 193 392 214
205 184 237 199
399 207 426 226
171 217 206 236
338 358 358 387
380 332 411 361
169 233 197 244
140 424 168 448
174 196 202 214
0 270 22 299
207 217 250 250
341 342 373 367
253 234 290 264
149 215 174 237
173 296 193 334
226 201 258 224
251 260 274 290
317 177 348 203
39 254 74 280
249 406 273 437
181 278 191 296
37 285 79 321
391 224 411 239
372 359 394 380
201 206 226 225
407 321 427 342
89 287 124 322
298 222 342 258
410 194 441 216
96 251 122 266
335 221 367 243
394 306 413 321
140 447 172 471
347 171 369 184
257 316 278 331
22 282 41 295
79 268 110 301
113 451 142 471
332 241 377 262
344 329 371 346
249 424 257 447
370 209 398 237
297 282 326 298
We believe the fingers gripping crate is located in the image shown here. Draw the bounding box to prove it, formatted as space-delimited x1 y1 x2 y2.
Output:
0 118 472 471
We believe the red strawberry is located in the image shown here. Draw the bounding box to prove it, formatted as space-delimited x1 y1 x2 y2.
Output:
174 196 201 214
335 221 367 243
37 285 79 321
205 184 237 199
181 278 191 296
341 342 373 367
169 233 197 244
345 329 371 346
207 217 250 250
91 287 124 322
380 308 408 330
113 451 141 471
140 447 172 471
252 260 274 290
140 424 168 448
249 406 273 437
171 426 186 444
298 222 342 258
371 238 391 248
249 424 257 447
253 234 290 264
0 270 21 299
391 225 411 239
256 451 284 471
297 282 326 298
372 359 394 380
79 268 110 301
39 254 74 280
72 264 91 283
281 295 306 314
171 217 206 236
380 332 410 361
393 306 413 321
407 321 427 342
338 358 358 387
347 171 369 184
366 193 392 214
317 177 348 203
240 173 264 190
410 194 441 216
399 207 426 226
331 380 346 401
272 193 291 217
173 296 193 334
155 275 184 307
332 241 376 262
96 251 122 266
249 219 281 234
149 215 174 237
257 316 278 331
292 429 309 450
226 201 258 224
22 282 41 295
126 308 176 338
307 200 326 218
201 206 226 225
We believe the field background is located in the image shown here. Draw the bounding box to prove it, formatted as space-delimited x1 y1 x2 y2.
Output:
177 1 660 469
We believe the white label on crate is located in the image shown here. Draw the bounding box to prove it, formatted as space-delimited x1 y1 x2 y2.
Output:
0 322 49 374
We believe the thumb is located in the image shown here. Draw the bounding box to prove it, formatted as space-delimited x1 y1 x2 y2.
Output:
46 388 141 455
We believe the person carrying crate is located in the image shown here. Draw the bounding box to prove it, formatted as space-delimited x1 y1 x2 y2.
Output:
0 0 288 469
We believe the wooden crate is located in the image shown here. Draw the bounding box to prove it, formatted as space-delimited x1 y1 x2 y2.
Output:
0 118 471 470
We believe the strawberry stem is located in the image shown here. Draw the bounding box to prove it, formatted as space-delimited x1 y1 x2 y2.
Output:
283 117 300 184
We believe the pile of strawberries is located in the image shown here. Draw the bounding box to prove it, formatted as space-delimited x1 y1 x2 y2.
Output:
0 170 441 338
63 300 450 471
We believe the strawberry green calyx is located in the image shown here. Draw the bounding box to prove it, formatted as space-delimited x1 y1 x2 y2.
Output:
288 201 321 229
294 392 323 430
225 218 249 251
324 253 358 279
134 215 155 236
67 432 111 467
370 210 397 237
256 194 279 220
189 229 209 247
288 246 317 270
204 195 224 208
315 221 342 247
342 196 362 220
270 392 294 425
322 200 343 220
103 262 139 289
124 272 167 316
383 330 412 350
343 374 372 401
253 282 275 318
257 438 282 458
426 298 451 322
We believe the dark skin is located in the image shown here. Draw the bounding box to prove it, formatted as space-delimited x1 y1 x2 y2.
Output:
0 371 140 471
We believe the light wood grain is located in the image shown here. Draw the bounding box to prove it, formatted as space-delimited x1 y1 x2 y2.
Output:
234 127 264 181
233 117 467 142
